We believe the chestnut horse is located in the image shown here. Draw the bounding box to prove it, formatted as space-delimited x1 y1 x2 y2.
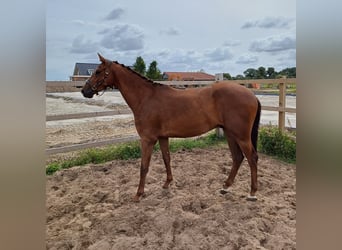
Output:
82 54 261 202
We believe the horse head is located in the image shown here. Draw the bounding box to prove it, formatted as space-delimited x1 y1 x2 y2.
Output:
81 53 115 98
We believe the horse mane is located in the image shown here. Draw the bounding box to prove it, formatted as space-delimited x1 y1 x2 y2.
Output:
112 61 162 86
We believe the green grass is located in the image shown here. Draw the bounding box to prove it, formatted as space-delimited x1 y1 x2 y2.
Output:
46 132 225 175
46 127 296 175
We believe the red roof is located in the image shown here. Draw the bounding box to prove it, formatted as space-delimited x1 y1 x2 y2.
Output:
163 72 215 81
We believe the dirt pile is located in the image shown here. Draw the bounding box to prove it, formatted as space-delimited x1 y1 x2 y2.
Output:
46 147 295 249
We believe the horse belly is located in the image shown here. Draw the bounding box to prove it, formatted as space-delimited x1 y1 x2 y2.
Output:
162 112 218 138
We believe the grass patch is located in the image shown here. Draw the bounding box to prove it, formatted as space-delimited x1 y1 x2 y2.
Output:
168 132 224 152
46 132 225 175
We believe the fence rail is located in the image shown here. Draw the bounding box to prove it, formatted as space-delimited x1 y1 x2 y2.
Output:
46 78 296 155
46 109 132 121
46 135 139 155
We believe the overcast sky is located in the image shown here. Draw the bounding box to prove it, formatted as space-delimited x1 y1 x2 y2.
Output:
46 0 296 80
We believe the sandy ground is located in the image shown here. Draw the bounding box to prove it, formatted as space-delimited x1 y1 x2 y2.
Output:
46 147 296 250
46 93 136 163
46 91 296 249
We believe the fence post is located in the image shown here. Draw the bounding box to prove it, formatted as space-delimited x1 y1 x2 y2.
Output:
278 78 286 132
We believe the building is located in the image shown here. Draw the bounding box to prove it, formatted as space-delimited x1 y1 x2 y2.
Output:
70 63 99 81
162 72 215 81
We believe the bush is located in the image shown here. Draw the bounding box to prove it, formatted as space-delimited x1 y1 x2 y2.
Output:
258 126 296 163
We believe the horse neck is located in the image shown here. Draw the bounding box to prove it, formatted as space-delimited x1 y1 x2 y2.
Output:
112 64 153 113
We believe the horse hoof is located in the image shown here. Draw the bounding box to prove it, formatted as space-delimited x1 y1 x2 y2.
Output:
219 188 229 195
246 195 257 201
163 180 173 189
132 195 141 203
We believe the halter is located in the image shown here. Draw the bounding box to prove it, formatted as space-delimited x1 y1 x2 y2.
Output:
89 71 109 92
87 61 112 95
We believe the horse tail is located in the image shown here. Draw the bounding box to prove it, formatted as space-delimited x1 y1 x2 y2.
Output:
251 99 261 152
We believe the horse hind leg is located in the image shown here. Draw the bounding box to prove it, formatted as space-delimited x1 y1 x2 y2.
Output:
220 135 244 194
159 137 173 189
236 139 259 201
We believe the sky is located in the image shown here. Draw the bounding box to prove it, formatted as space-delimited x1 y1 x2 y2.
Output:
46 0 296 80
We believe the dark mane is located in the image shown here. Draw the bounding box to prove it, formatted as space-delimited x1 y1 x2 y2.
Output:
112 61 162 86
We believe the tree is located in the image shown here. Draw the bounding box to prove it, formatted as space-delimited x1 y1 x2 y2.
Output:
133 56 146 76
235 74 244 80
223 73 232 80
266 67 276 79
278 67 296 78
257 66 266 79
146 60 162 80
243 68 257 79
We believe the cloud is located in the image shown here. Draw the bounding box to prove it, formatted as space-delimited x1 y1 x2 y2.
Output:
141 47 235 73
236 54 258 64
249 34 296 52
277 50 296 63
160 27 181 36
104 8 124 21
157 49 201 65
71 19 86 25
222 40 241 47
241 16 294 29
140 48 204 72
204 47 234 61
70 34 98 54
99 24 145 51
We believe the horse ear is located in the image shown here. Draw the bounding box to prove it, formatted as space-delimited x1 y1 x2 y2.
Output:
98 53 106 63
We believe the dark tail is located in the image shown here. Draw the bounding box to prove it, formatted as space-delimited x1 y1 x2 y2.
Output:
251 99 261 152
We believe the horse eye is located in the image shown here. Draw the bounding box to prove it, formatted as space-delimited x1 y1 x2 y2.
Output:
95 70 100 75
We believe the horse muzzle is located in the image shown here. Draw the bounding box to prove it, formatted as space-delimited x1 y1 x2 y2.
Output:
81 88 95 98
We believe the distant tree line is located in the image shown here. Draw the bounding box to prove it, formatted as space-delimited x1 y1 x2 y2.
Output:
224 66 296 80
133 56 296 81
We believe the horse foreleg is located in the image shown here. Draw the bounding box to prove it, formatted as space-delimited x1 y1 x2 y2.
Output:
133 139 156 202
159 137 173 189
220 135 244 194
